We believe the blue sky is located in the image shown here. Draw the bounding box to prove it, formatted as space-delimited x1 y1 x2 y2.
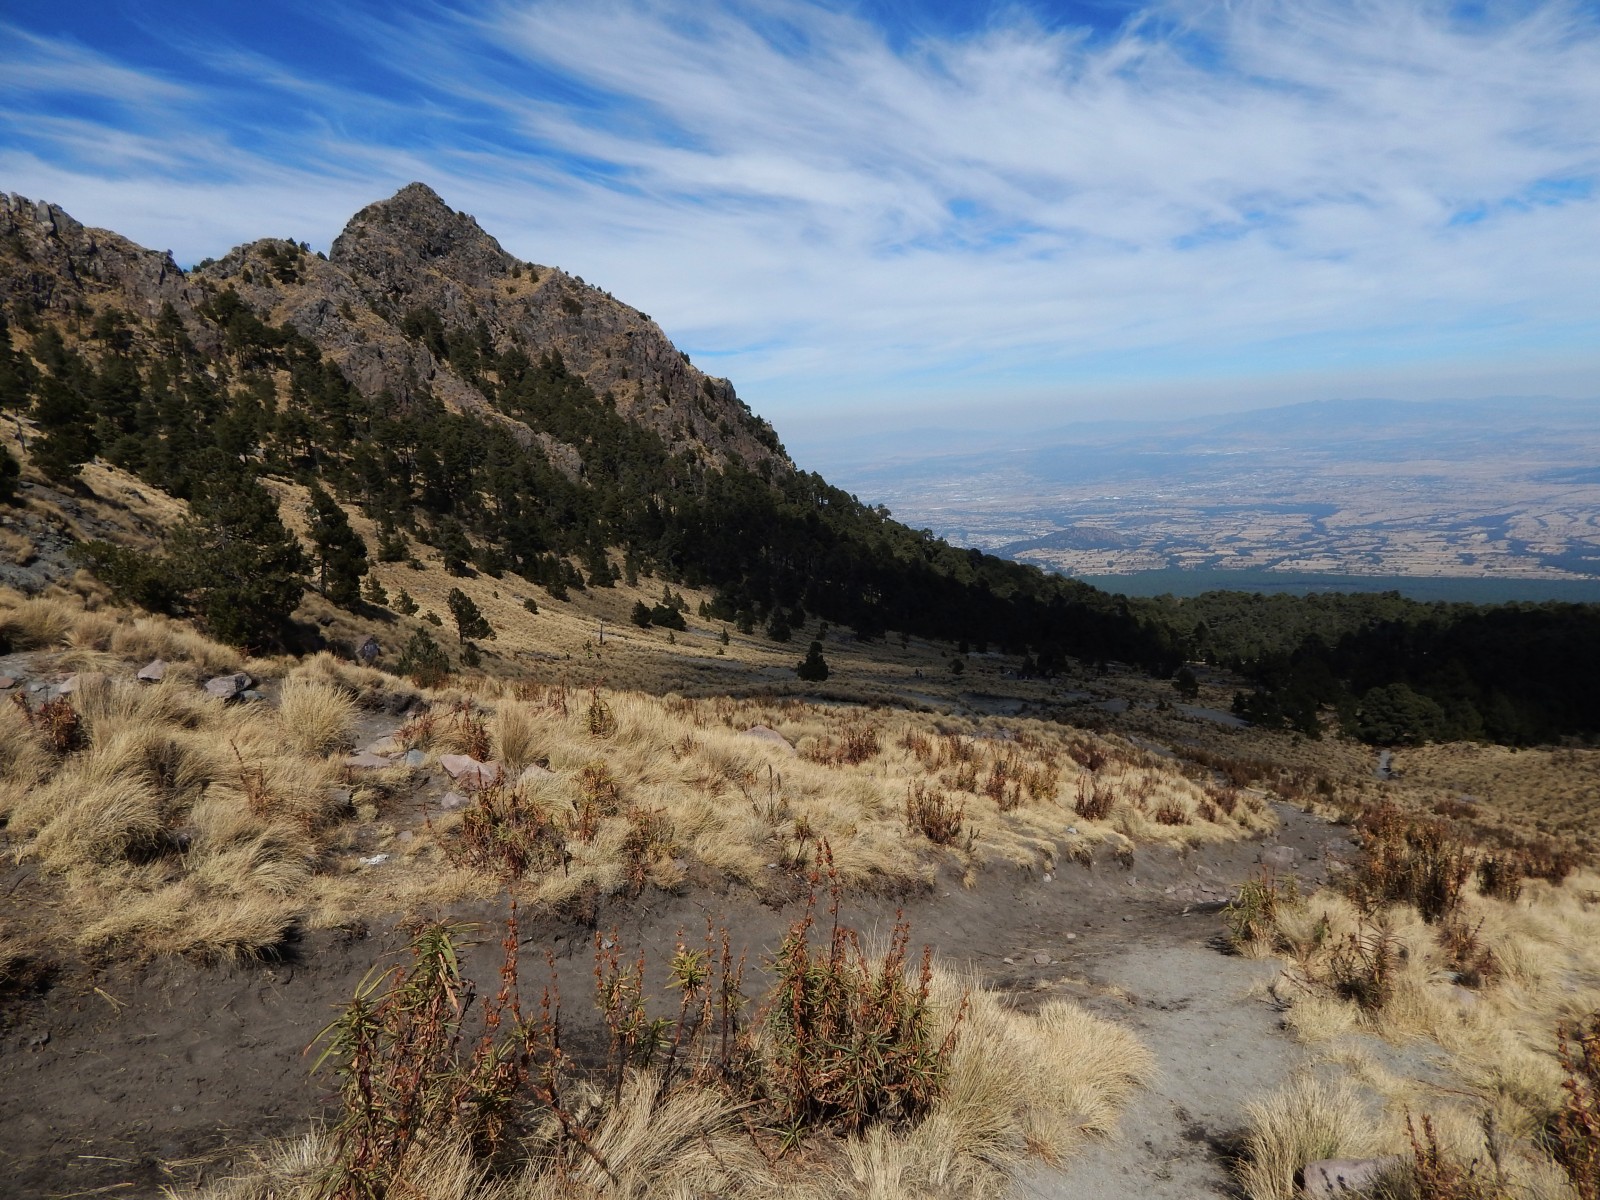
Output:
3 1 1599 446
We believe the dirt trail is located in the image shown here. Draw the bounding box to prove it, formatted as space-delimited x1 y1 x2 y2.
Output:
1 801 1349 1199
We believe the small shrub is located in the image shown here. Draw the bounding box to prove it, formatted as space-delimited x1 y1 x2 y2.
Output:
447 784 568 879
620 806 674 893
447 700 492 761
905 780 965 846
11 693 82 754
1153 802 1189 826
586 689 616 739
764 851 965 1138
396 628 449 688
1075 775 1114 821
1475 853 1524 902
572 760 622 842
1224 871 1302 949
1553 1011 1600 1200
1405 1112 1500 1200
1327 920 1400 1012
312 919 546 1198
1344 803 1474 923
840 723 879 764
1436 918 1499 990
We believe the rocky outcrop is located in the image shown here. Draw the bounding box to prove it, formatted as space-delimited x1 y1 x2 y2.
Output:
0 183 791 479
325 183 788 472
0 193 208 335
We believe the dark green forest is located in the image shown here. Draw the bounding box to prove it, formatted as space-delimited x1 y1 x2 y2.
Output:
0 282 1178 673
1144 590 1600 746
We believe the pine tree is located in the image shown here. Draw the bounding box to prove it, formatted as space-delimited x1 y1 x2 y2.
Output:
436 519 474 577
0 313 37 411
168 469 306 647
796 640 830 682
397 627 450 688
31 375 97 481
447 587 493 645
630 600 653 628
306 484 369 607
0 445 19 505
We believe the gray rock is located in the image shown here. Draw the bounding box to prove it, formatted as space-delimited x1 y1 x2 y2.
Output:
55 674 79 694
1032 952 1052 965
403 749 426 768
1260 844 1300 871
204 672 253 700
344 751 395 769
0 676 15 690
358 636 381 664
439 791 471 811
1445 985 1480 1012
136 659 167 683
1302 1156 1405 1197
743 724 796 753
239 689 264 702
440 754 500 788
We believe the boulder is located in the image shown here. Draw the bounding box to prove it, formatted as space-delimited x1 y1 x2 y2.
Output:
743 725 796 754
1302 1156 1405 1197
403 749 426 768
56 674 80 694
204 672 253 700
440 754 501 789
1260 844 1300 871
0 676 15 690
136 659 167 683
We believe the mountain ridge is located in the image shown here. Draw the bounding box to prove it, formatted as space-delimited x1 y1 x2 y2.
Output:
0 182 1170 672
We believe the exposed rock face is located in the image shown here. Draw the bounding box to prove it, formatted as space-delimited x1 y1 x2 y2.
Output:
0 193 208 333
325 183 786 472
0 182 791 478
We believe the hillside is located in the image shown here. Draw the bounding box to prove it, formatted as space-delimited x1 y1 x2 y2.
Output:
0 184 1172 674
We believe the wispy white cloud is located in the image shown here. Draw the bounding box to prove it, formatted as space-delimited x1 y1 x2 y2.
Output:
2 0 1599 433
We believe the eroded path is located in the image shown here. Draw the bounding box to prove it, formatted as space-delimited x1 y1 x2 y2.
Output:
1022 802 1348 1199
1 797 1348 1199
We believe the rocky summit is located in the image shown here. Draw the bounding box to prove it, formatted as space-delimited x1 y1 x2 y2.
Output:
1 182 787 479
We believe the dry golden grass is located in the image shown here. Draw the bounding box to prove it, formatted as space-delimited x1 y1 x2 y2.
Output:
1238 1073 1388 1200
276 676 357 757
0 593 80 649
1245 837 1600 1199
172 963 1152 1200
1392 741 1600 854
1 587 1275 960
402 687 1276 912
0 525 33 566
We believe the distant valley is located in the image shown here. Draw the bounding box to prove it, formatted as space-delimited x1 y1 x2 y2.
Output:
812 397 1600 596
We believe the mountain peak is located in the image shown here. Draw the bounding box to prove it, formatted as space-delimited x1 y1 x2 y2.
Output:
330 181 513 283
